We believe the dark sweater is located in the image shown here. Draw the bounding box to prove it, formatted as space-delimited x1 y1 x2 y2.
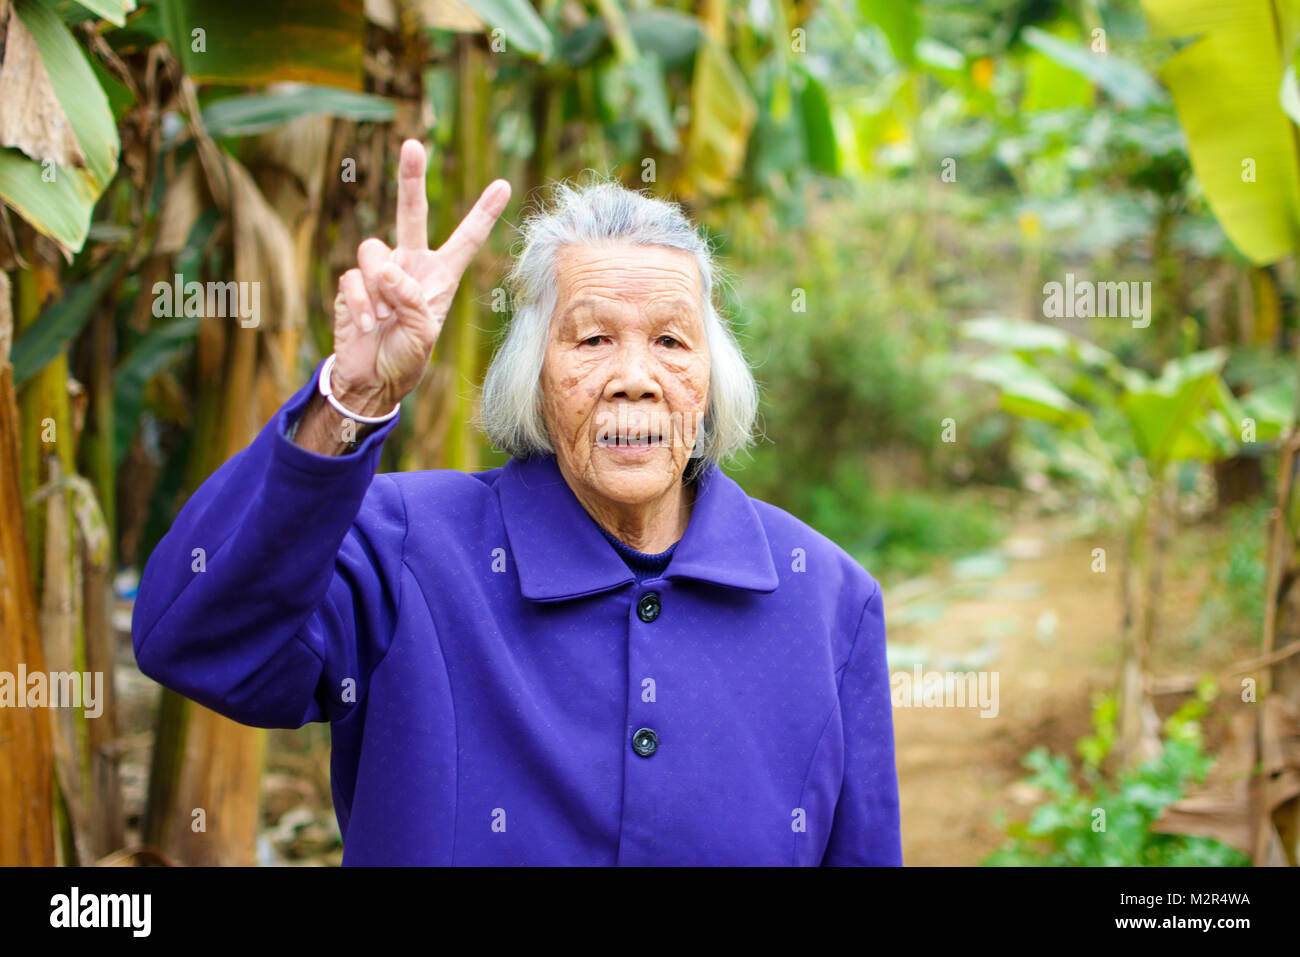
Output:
597 525 677 581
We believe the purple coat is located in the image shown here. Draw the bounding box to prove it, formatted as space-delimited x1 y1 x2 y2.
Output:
132 359 903 866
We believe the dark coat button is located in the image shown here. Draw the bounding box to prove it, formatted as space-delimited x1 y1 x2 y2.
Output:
632 727 658 757
637 592 661 623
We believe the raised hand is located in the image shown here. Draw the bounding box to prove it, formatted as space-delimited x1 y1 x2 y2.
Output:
329 139 511 416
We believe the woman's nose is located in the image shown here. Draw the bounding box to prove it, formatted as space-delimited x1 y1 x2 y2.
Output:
604 344 660 401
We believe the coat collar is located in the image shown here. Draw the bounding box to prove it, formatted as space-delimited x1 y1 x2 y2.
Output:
498 454 780 602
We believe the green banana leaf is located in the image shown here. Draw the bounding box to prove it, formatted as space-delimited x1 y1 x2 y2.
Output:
65 0 134 26
798 64 839 175
461 0 553 61
1021 25 1166 110
1238 379 1295 441
967 353 1093 430
600 54 678 153
1141 0 1300 263
113 317 202 469
11 252 125 386
856 0 918 67
1119 348 1237 466
681 38 756 196
201 86 396 138
960 317 1122 375
160 0 366 88
0 0 121 256
560 9 700 67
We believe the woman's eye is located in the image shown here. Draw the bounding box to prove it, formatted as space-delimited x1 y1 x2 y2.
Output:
583 335 606 346
659 336 680 348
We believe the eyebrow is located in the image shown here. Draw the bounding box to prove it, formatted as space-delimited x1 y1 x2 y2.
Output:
644 297 701 318
555 297 612 325
556 296 700 325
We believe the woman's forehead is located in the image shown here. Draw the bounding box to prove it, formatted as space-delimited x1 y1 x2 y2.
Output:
555 243 699 286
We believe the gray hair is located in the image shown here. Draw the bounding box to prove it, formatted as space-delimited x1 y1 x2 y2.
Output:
478 176 758 470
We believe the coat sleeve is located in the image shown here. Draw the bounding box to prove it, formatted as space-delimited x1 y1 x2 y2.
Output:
821 579 904 865
131 359 406 730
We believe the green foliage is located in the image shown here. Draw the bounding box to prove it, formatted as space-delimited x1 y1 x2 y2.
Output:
461 0 554 61
11 253 125 386
797 66 839 175
1075 692 1118 772
0 0 122 255
856 0 921 66
960 318 1244 517
60 0 134 27
1141 0 1300 264
1224 345 1298 442
859 491 1003 578
200 87 396 138
1217 506 1271 626
800 466 1004 578
707 179 1015 578
983 691 1251 867
1020 25 1166 110
159 0 367 86
727 206 992 574
1190 500 1271 646
559 9 701 67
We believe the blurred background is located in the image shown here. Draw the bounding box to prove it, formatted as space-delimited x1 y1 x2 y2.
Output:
1 0 1298 867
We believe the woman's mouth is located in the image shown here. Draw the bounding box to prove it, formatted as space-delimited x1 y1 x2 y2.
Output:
596 430 665 455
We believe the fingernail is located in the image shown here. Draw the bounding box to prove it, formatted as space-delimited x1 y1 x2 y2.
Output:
376 301 392 318
360 312 374 332
383 264 401 285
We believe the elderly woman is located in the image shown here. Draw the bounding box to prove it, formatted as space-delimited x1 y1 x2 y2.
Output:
132 140 902 866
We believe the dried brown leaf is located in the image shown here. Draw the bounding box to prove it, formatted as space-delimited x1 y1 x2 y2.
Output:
1152 697 1300 860
0 7 85 169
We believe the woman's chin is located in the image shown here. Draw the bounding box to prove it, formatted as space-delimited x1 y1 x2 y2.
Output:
588 446 680 498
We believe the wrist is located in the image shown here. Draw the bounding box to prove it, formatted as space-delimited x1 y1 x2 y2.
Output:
321 354 401 422
291 393 379 456
332 376 397 419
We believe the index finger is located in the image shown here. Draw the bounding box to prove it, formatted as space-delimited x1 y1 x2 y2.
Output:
436 179 512 282
395 139 429 251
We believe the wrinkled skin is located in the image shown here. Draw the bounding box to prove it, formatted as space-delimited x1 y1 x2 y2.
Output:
541 243 711 554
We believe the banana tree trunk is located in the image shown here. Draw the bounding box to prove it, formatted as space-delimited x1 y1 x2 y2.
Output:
14 245 101 864
79 308 121 858
142 319 265 865
1116 477 1165 768
0 270 56 865
434 35 492 473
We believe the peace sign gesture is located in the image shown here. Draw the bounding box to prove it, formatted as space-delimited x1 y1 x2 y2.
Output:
330 139 511 416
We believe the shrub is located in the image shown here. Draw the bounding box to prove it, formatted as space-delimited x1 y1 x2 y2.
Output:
983 690 1250 867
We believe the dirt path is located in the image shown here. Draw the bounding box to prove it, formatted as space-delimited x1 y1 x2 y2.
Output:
888 515 1125 866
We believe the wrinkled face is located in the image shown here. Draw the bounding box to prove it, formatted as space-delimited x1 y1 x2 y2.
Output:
541 243 711 512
